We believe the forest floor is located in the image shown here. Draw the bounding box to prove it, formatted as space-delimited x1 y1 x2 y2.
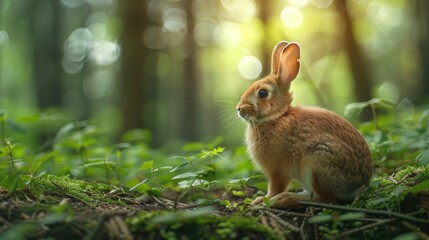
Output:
1 103 429 239
1 171 428 240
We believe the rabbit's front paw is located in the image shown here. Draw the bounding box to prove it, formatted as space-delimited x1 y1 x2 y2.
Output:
250 196 265 205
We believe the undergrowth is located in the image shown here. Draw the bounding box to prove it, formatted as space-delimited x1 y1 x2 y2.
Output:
0 98 429 239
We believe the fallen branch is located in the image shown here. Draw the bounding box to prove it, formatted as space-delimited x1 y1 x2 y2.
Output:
265 211 300 232
262 207 312 218
333 218 395 239
298 201 429 225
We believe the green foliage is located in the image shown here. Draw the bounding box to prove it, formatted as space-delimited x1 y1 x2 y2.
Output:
29 175 125 207
1 100 429 238
128 209 279 240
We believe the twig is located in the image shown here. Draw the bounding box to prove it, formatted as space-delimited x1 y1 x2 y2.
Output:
104 216 133 240
260 216 270 228
151 196 172 209
387 172 398 184
298 201 429 225
265 212 300 232
333 218 395 240
351 186 365 205
0 216 12 227
262 207 312 218
299 216 307 240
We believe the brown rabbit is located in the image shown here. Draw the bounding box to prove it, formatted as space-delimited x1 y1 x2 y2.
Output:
236 41 373 208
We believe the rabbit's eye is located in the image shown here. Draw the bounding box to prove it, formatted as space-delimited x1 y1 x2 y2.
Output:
258 89 268 98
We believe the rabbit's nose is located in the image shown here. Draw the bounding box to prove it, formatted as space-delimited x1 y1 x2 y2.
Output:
237 107 241 112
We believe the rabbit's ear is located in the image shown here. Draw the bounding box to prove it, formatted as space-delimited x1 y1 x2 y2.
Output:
278 42 300 88
271 41 289 75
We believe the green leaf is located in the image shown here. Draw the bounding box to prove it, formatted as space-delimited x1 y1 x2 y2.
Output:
393 232 419 240
198 147 225 159
147 187 161 196
344 102 369 118
0 109 6 124
218 199 231 207
38 213 70 225
415 150 429 166
28 151 57 174
406 179 429 195
206 136 224 149
308 214 333 224
6 119 26 134
338 212 366 221
391 185 407 197
171 172 197 180
232 190 245 197
0 223 40 240
83 161 115 169
17 114 41 122
367 197 389 207
154 166 173 172
139 160 155 170
368 98 395 108
170 162 189 173
129 178 150 191
0 146 9 155
182 142 204 151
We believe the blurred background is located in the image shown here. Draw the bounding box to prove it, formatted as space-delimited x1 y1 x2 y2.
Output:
0 0 428 149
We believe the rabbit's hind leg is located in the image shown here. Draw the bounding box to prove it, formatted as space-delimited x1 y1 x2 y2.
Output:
271 191 335 209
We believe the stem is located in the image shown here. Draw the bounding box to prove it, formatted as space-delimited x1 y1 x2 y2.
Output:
333 219 395 240
104 156 111 182
7 142 15 176
370 103 378 129
298 201 429 225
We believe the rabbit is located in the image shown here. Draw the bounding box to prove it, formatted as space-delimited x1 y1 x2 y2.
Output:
236 41 373 208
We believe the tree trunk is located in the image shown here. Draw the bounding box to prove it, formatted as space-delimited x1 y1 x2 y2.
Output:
181 0 199 141
259 0 271 76
118 1 147 134
334 0 373 119
31 0 64 110
416 0 429 103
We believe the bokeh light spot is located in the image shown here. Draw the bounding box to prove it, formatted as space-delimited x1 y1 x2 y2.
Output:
215 21 241 49
163 8 187 33
144 26 167 50
61 0 84 8
194 20 217 46
311 0 334 8
220 0 256 22
367 1 403 27
280 6 304 29
91 41 119 66
63 28 92 74
0 31 10 49
238 55 262 80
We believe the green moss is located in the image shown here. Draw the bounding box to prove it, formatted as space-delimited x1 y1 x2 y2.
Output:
127 208 280 240
30 175 126 206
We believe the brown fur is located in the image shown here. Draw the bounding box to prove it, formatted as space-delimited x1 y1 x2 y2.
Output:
236 42 373 208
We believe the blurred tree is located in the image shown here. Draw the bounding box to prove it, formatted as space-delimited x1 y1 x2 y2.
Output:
30 0 64 110
181 0 199 141
259 0 271 76
416 0 429 103
118 0 152 138
334 0 373 119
